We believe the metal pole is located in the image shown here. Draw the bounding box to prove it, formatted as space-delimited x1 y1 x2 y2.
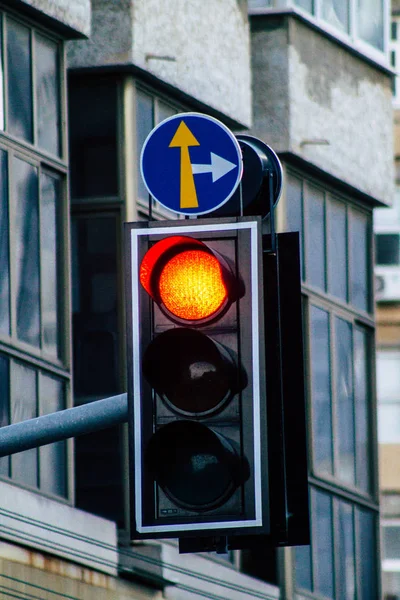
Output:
0 393 128 458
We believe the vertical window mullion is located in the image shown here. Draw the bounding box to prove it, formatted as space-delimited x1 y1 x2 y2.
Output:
8 151 17 340
31 28 37 147
2 13 7 132
0 12 5 131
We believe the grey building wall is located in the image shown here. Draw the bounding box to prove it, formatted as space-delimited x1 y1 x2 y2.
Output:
67 0 252 127
251 15 393 205
13 0 91 37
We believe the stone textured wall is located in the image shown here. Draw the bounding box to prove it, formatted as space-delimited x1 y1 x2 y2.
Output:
67 0 252 127
250 15 393 205
18 0 91 37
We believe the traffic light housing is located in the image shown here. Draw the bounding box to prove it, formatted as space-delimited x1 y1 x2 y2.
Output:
125 217 269 539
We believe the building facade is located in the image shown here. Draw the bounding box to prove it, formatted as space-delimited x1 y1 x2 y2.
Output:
0 0 393 599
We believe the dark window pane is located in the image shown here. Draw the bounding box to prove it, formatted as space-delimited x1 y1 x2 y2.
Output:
357 509 378 599
383 526 400 559
0 150 10 335
136 89 154 204
337 501 355 599
295 545 312 591
0 14 4 130
69 80 118 198
307 184 326 290
376 234 400 265
328 199 347 301
310 306 333 475
39 374 66 497
350 211 370 312
354 328 371 493
36 34 60 156
41 172 60 357
13 157 40 346
0 354 10 477
7 19 33 142
286 173 304 279
335 317 355 485
11 362 37 488
392 20 398 40
313 489 334 598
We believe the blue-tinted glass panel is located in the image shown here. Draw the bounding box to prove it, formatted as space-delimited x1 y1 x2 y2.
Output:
358 0 384 50
335 317 355 485
41 172 60 357
354 328 371 493
0 150 10 335
11 362 37 488
313 489 334 598
337 501 355 599
310 306 333 475
0 15 4 130
357 509 378 599
136 90 154 204
0 354 9 477
306 185 326 290
36 34 60 156
13 158 40 346
328 199 347 301
7 19 33 142
286 173 304 279
295 545 312 591
350 210 369 312
39 374 66 497
294 0 313 13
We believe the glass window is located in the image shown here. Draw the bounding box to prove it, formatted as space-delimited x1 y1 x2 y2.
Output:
313 489 334 598
286 173 304 278
0 354 9 477
40 172 60 357
306 184 326 290
358 0 384 50
335 317 355 486
0 149 10 335
294 0 314 13
13 157 40 347
350 209 369 312
310 306 333 475
328 199 347 301
7 18 33 142
354 328 371 493
337 501 356 600
321 0 349 33
392 20 398 40
0 14 4 131
295 545 312 591
35 34 60 156
69 80 118 198
383 525 400 559
136 89 154 204
376 234 400 265
39 373 66 496
357 508 378 599
11 361 37 488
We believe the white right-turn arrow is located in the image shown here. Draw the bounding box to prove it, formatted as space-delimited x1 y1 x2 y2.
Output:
191 152 236 183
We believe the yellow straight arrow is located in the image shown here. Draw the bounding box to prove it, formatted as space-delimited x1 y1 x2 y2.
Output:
169 121 200 209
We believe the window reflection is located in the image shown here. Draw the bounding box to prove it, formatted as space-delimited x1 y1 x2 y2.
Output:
321 0 349 32
0 150 10 335
0 15 4 131
136 89 154 205
354 328 370 493
328 199 347 302
0 355 9 477
36 34 60 156
335 317 355 485
350 210 369 313
358 0 384 50
41 172 60 357
11 362 37 488
307 185 326 290
337 501 355 599
313 490 334 598
310 306 333 475
7 19 33 142
13 157 40 347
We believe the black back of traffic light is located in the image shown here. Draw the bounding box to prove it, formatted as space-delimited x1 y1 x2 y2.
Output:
125 217 269 540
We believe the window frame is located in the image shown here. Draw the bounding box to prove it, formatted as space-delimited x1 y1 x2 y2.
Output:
0 6 71 503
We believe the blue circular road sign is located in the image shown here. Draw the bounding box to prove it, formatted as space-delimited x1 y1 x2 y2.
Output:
140 112 243 216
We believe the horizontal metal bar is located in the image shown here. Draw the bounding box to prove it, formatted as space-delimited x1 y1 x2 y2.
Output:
0 393 128 457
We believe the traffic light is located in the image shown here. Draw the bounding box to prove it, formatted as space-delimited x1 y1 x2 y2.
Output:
125 217 269 540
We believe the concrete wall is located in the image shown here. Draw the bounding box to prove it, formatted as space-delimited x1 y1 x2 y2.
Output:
67 0 252 127
16 0 91 37
250 15 393 205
